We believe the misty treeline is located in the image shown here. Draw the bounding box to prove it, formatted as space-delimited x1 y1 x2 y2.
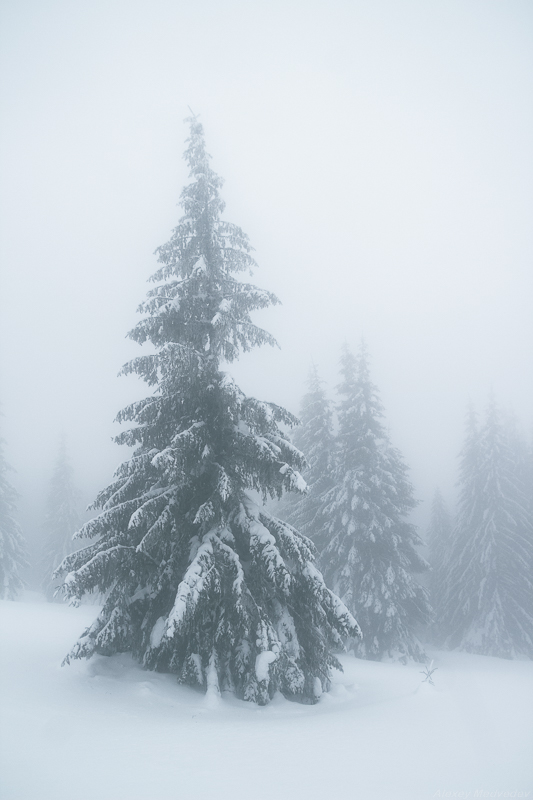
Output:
1 118 532 704
40 438 82 602
282 358 533 662
0 436 28 600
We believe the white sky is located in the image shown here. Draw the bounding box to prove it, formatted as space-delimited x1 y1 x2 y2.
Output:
1 0 532 549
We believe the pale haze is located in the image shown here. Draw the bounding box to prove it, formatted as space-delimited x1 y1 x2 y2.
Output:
1 0 532 567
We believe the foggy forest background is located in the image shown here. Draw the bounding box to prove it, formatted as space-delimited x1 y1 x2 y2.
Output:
1 1 531 619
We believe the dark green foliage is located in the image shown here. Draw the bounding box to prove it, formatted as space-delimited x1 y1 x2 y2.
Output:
57 117 358 704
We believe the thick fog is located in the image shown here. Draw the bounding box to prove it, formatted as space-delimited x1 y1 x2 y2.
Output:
1 0 532 568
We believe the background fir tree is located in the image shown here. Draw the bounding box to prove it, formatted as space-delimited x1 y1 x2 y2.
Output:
425 488 453 641
505 412 532 524
525 430 533 537
57 116 358 705
438 404 483 644
41 438 82 601
319 342 431 662
280 364 336 542
442 398 533 657
0 435 28 600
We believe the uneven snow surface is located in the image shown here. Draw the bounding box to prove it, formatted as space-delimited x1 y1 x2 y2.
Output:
1 594 532 800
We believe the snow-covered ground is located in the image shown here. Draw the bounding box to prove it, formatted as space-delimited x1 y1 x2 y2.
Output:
1 595 532 800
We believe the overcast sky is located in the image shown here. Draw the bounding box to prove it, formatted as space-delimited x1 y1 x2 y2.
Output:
1 0 532 554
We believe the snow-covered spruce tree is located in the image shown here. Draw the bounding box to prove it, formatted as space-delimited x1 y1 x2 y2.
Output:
280 364 336 541
57 117 358 704
425 488 453 640
41 438 82 601
0 436 28 600
438 405 482 643
319 342 431 662
442 398 533 657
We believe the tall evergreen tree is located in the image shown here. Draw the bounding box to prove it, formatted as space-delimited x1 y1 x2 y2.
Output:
319 342 431 662
438 405 482 643
41 438 81 601
442 398 533 657
281 364 335 541
57 117 358 704
425 487 453 639
0 435 28 600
